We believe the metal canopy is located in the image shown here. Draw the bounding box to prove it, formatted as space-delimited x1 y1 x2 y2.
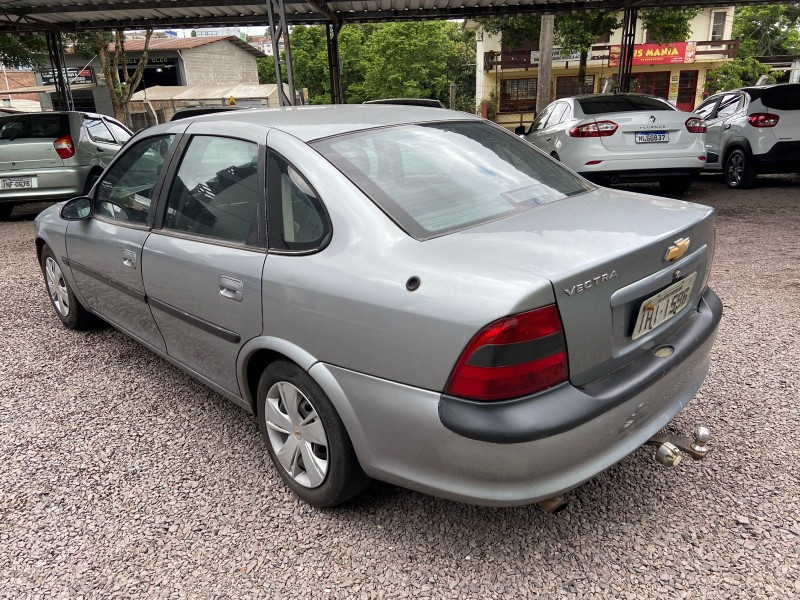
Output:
0 0 762 32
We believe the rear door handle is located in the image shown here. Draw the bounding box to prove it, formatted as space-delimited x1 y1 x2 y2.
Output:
219 275 243 302
545 137 552 142
723 124 731 130
96 147 105 152
122 249 136 268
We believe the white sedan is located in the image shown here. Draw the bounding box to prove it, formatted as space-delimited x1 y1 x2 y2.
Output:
520 94 707 194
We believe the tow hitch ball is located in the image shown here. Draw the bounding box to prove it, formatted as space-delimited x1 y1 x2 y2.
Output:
646 425 711 467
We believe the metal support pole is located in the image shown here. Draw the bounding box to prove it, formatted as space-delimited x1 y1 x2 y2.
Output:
617 7 637 93
266 0 295 106
326 22 343 104
45 31 73 111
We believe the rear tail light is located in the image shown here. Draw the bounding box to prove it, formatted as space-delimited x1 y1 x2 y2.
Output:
685 118 707 133
748 113 780 127
444 305 568 401
53 135 75 159
569 120 618 138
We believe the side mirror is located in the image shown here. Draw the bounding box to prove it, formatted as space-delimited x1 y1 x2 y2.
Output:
60 196 93 221
514 125 527 136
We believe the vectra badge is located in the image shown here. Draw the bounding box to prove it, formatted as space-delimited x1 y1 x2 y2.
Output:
564 271 617 296
665 237 690 261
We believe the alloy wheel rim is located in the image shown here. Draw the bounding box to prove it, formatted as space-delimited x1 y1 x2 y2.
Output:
728 154 743 185
264 381 329 488
45 257 70 316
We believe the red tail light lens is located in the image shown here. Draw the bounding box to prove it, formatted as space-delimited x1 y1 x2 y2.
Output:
53 135 75 159
444 305 568 401
748 113 780 127
685 117 707 133
569 120 618 138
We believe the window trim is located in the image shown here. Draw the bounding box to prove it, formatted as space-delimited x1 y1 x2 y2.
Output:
84 117 117 145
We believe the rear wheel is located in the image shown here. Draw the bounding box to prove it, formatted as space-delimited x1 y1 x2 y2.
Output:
40 245 98 330
0 204 13 220
659 177 693 195
725 149 756 189
257 361 370 507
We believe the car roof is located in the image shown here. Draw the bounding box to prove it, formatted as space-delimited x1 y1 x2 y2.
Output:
154 104 481 142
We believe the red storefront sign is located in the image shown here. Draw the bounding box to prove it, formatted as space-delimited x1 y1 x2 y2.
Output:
609 42 697 66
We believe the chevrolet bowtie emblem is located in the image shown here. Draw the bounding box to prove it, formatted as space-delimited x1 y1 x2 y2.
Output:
665 237 690 261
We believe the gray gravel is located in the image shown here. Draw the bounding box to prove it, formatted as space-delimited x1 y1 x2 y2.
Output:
1 175 799 599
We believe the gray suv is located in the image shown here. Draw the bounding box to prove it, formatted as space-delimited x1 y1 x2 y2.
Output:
695 83 800 188
0 111 132 219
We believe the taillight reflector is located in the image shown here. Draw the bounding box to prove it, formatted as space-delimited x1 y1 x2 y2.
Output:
569 120 618 138
53 135 75 159
685 117 707 133
444 305 568 401
748 113 780 128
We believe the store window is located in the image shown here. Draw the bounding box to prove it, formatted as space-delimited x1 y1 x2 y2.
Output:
632 72 670 100
500 78 537 113
556 75 596 99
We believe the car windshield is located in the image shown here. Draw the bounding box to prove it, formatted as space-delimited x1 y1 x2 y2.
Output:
578 95 676 115
0 114 69 141
313 121 591 240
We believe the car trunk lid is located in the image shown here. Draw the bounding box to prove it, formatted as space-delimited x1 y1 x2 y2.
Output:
595 110 701 154
434 187 716 387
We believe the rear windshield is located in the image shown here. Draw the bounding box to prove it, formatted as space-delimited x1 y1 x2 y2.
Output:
313 121 591 240
578 95 675 115
761 84 800 111
0 114 69 141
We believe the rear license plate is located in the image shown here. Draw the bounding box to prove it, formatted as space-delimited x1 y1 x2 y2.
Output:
1 177 36 189
635 131 668 143
632 272 697 340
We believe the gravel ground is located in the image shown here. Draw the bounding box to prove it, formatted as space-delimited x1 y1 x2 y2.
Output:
1 175 799 599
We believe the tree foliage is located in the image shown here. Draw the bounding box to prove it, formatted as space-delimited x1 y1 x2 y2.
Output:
640 8 699 45
0 34 48 69
477 16 540 50
704 58 776 94
733 4 800 58
555 12 621 94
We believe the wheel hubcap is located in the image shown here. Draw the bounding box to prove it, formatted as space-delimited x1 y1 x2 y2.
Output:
45 257 70 317
728 155 743 184
264 381 329 488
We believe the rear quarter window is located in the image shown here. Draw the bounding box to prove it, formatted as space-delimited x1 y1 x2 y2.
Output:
0 114 69 140
578 96 676 115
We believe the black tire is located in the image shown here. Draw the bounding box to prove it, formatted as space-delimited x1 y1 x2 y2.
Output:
257 361 370 507
40 245 98 330
0 203 13 220
659 177 693 195
83 171 101 196
724 149 757 189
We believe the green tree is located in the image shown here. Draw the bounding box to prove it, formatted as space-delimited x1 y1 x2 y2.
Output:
477 16 540 50
72 29 154 123
640 8 700 45
733 4 800 58
0 34 48 69
555 12 621 94
704 58 776 94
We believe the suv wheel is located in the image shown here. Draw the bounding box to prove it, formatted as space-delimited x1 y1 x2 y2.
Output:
725 149 756 189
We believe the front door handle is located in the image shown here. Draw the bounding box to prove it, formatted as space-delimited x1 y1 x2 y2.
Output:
122 249 136 268
219 275 243 302
546 137 552 142
724 124 731 130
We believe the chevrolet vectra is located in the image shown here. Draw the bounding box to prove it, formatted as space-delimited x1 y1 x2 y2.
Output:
34 106 721 508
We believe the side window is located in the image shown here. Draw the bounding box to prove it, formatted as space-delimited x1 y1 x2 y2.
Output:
95 134 175 225
548 103 569 127
105 120 132 144
530 104 556 133
716 93 741 119
85 118 116 144
164 136 260 246
694 98 719 120
267 153 329 252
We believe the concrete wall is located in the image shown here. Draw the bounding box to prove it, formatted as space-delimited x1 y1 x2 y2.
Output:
181 41 259 86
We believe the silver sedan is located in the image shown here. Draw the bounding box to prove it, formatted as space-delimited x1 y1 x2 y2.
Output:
34 106 721 508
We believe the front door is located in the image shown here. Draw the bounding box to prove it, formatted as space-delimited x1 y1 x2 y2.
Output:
142 125 267 397
67 134 179 351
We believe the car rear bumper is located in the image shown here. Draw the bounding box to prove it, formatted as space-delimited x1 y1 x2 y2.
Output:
751 140 800 173
310 289 722 507
0 166 90 204
579 166 704 184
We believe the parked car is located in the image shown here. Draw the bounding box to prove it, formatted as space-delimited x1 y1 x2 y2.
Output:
34 105 721 508
170 105 246 121
0 111 132 220
518 93 707 194
694 83 800 188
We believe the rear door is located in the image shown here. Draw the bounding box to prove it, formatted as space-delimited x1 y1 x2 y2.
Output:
702 93 742 165
83 116 121 168
142 122 267 397
524 103 557 151
66 133 181 351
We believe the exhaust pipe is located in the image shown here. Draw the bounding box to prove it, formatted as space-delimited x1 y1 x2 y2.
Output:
537 495 569 514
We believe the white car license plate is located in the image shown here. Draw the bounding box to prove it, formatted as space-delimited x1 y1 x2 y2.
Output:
1 177 37 189
632 272 697 340
635 131 668 143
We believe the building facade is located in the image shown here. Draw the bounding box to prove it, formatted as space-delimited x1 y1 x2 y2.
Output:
473 7 738 129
